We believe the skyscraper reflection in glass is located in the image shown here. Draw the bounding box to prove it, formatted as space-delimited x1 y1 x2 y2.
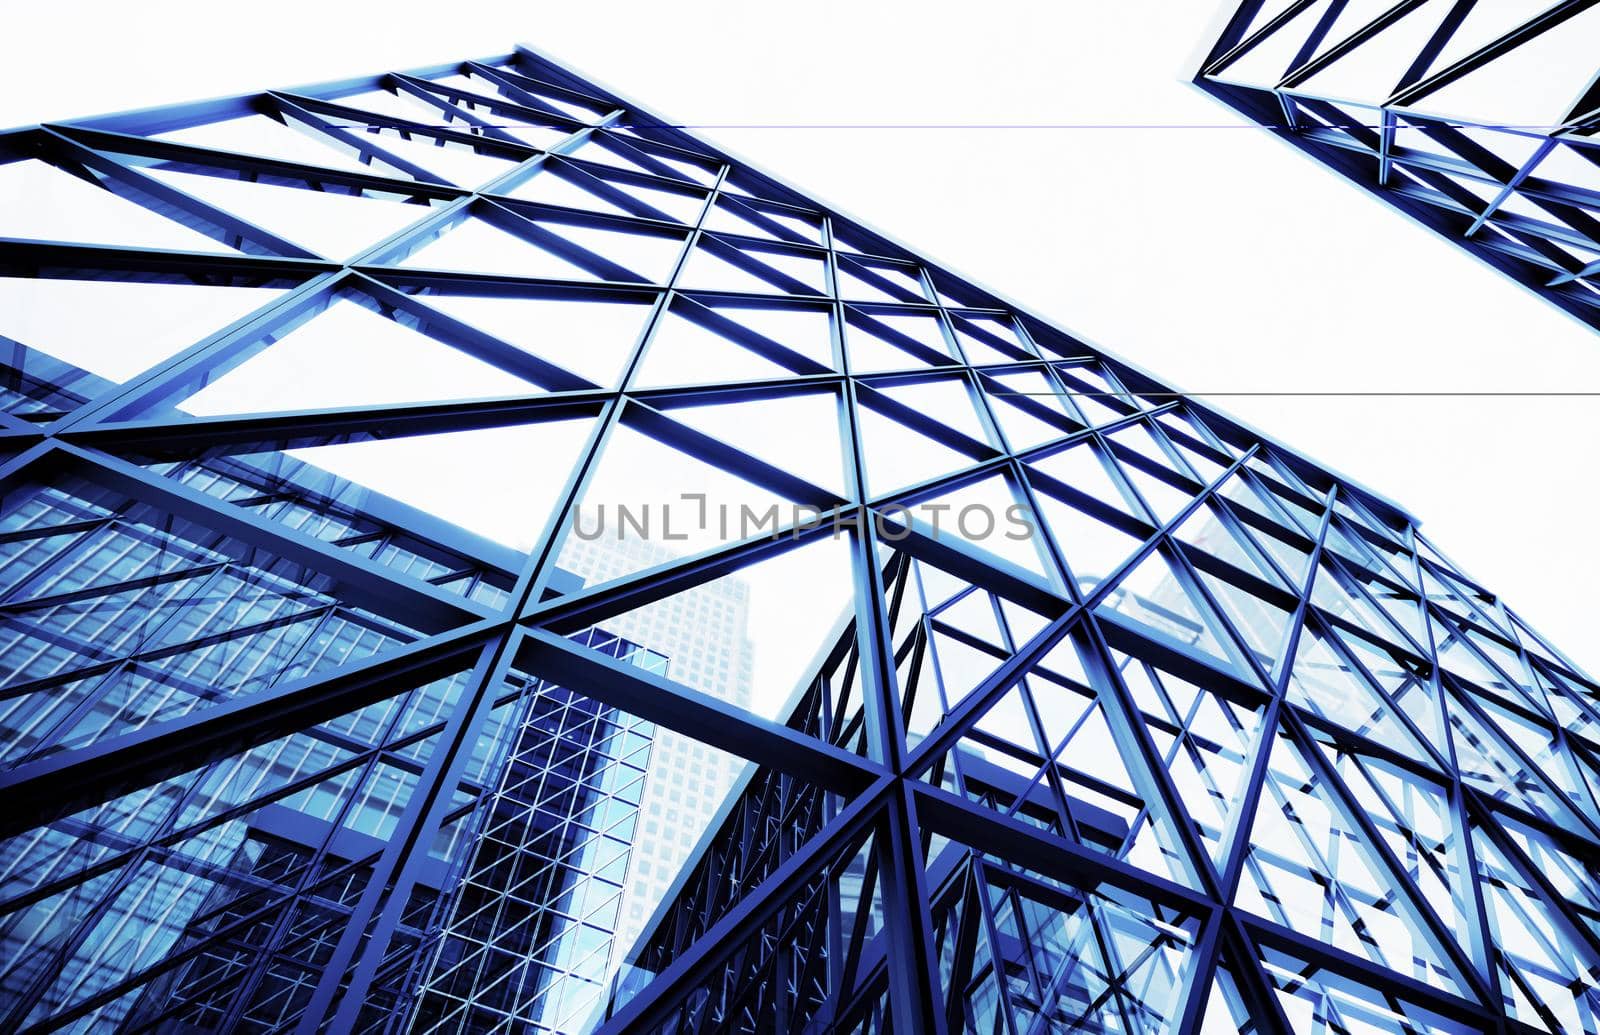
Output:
1 42 1598 1035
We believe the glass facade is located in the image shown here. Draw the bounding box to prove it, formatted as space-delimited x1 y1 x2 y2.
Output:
1194 0 1600 332
0 41 1597 1035
410 653 659 1033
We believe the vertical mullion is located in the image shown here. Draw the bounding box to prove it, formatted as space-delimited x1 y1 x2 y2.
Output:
291 632 510 1033
824 209 948 1034
1214 486 1337 899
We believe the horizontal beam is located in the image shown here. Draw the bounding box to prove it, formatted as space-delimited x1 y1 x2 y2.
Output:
516 627 886 794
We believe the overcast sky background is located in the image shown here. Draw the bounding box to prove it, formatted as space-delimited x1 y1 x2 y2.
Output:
4 0 1597 674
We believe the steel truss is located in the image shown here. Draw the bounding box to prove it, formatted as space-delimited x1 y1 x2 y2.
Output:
1195 0 1600 333
0 41 1597 1035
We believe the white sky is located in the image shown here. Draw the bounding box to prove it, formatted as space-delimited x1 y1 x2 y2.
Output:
2 0 1597 675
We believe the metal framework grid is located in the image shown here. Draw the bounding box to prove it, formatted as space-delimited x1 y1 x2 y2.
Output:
0 42 1596 1035
1194 0 1600 333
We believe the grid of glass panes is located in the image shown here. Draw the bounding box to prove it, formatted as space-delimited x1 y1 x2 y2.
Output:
0 44 1597 1035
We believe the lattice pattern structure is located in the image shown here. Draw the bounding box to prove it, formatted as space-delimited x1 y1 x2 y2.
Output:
410 651 660 1034
0 42 1598 1035
1194 0 1600 333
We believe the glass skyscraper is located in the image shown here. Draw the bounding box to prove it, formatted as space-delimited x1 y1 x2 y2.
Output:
408 639 660 1034
1 41 1598 1035
558 532 756 958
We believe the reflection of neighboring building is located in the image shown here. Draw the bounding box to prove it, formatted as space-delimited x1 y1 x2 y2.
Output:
1100 577 1211 653
593 598 864 1032
558 533 756 958
0 445 665 1034
11 38 1600 1035
99 611 663 1035
1071 552 1213 656
406 629 665 1034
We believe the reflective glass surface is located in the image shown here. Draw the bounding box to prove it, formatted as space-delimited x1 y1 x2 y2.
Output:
0 44 1597 1035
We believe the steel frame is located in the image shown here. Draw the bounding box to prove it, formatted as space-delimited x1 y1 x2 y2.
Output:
0 41 1595 1035
1194 0 1600 334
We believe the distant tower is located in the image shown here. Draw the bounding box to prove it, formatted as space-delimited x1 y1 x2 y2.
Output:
558 533 755 959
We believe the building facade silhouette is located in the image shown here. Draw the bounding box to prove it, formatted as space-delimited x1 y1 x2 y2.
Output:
1195 0 1600 333
0 42 1598 1035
